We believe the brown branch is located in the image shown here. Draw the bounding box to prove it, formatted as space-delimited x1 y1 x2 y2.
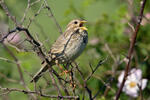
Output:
115 0 147 99
0 86 79 99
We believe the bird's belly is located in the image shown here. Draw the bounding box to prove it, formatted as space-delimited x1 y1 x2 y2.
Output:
64 37 87 62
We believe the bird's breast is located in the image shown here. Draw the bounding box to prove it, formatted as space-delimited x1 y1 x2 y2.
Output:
64 30 88 61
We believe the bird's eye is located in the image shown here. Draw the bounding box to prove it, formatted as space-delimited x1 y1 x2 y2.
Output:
74 21 78 24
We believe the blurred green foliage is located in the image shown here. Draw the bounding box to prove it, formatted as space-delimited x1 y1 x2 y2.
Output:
0 0 150 100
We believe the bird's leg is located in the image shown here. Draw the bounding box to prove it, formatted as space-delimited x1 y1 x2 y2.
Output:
57 64 63 71
63 62 71 74
69 67 76 93
55 60 64 72
53 56 70 76
58 63 71 78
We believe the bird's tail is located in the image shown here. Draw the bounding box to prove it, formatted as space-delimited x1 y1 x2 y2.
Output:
30 61 50 83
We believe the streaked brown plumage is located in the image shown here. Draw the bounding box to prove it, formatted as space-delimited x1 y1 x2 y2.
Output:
31 19 88 82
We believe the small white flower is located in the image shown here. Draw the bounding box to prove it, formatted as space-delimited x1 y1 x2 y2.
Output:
117 68 148 98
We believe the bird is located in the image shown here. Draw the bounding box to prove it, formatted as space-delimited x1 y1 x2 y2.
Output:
31 19 88 83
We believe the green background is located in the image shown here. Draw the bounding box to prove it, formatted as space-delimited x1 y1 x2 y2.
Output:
0 0 150 100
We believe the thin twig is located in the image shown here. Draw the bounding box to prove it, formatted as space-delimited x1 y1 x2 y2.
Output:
44 0 63 34
52 68 70 96
0 57 16 64
73 62 93 100
48 69 62 97
0 86 79 99
20 0 31 24
27 1 44 28
30 0 41 6
0 1 19 26
1 43 37 100
86 58 107 81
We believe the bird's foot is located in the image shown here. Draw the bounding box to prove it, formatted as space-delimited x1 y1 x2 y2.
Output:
59 70 71 76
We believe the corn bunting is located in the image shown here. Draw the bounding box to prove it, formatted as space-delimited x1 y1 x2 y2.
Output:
31 19 88 82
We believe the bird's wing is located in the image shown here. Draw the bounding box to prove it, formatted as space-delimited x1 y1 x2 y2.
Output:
50 34 67 54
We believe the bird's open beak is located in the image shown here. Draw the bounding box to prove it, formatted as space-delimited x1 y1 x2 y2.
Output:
80 20 87 30
80 20 87 23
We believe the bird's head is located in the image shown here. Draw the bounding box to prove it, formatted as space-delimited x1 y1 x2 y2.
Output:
66 19 87 31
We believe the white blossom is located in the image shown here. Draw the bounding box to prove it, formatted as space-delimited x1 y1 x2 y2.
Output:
117 68 148 98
